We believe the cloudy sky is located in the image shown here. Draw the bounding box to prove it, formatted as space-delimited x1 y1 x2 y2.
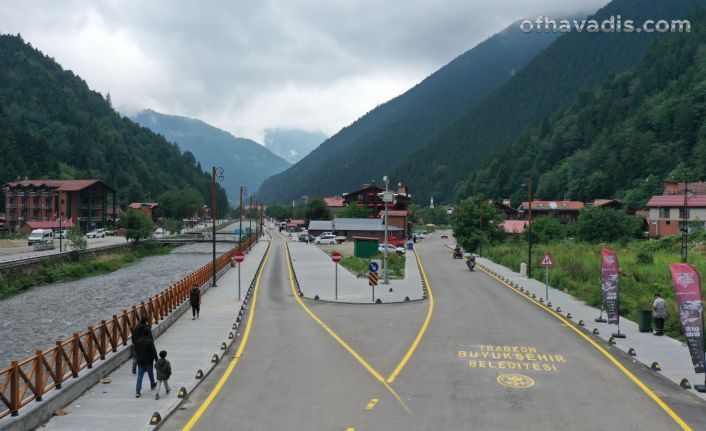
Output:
1 0 607 143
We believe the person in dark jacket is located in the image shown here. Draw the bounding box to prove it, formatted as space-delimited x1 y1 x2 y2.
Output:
190 286 201 319
134 326 158 398
154 350 172 399
131 316 152 374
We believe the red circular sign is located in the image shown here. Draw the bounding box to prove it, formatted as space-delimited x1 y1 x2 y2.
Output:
233 251 245 263
331 252 343 263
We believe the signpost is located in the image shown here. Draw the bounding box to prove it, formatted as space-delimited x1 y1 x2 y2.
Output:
233 251 245 300
538 252 555 303
369 261 379 303
331 252 342 300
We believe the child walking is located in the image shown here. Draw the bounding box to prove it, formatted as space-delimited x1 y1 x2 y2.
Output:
154 350 172 400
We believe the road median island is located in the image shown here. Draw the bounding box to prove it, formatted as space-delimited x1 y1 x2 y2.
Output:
287 239 424 304
0 234 265 431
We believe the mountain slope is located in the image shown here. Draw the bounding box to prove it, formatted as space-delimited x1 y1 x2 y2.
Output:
392 0 706 203
0 34 228 212
458 7 706 208
257 22 561 203
132 110 290 202
264 128 327 164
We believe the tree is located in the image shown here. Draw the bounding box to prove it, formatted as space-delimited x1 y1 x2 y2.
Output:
67 226 87 251
451 195 504 252
525 216 564 244
119 209 155 242
667 162 700 182
338 202 374 218
164 218 183 234
303 197 331 222
575 207 642 243
158 187 205 220
266 204 293 221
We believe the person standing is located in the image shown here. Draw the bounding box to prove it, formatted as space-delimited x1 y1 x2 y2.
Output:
190 285 201 320
154 350 172 400
653 293 666 336
134 326 158 398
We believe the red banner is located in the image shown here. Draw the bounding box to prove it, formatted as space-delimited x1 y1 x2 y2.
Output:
670 263 704 373
601 247 620 325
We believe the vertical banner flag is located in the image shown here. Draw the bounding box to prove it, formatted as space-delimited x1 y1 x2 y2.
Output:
670 263 704 373
601 247 620 324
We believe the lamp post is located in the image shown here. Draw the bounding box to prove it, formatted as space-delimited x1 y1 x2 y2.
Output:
54 192 62 253
249 195 253 250
239 187 244 251
681 178 691 263
382 176 392 285
211 167 224 287
527 178 533 279
479 193 484 258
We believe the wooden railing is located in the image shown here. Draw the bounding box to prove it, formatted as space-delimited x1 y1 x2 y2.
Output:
0 232 260 419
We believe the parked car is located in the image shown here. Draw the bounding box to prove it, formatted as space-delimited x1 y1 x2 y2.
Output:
388 238 405 247
378 243 405 255
298 233 315 242
315 233 337 245
154 228 165 236
86 230 105 238
28 229 54 246
58 229 69 239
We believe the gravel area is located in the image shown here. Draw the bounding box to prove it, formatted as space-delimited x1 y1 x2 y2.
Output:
0 237 238 368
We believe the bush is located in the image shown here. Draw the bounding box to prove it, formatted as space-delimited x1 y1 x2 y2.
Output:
525 216 564 244
575 207 642 243
636 250 654 264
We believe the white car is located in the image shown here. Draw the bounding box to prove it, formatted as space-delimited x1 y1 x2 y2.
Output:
86 230 105 238
154 228 165 236
378 243 405 255
315 233 337 245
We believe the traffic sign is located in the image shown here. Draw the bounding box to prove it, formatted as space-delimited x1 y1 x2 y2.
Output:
331 252 343 263
539 252 555 267
233 251 245 264
368 261 379 272
368 272 379 286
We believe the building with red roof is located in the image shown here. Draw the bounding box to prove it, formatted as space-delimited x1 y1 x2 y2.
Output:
323 197 345 215
500 220 528 235
517 200 584 224
128 202 160 221
645 195 706 237
3 179 117 233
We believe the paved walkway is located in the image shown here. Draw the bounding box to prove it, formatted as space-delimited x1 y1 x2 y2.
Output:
287 236 423 303
473 251 706 400
41 238 270 431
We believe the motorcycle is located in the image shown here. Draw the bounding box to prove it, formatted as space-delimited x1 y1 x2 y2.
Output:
466 256 476 271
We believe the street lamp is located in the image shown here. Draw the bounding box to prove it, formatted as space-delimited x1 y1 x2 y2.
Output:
681 178 693 263
520 178 533 278
382 175 393 285
211 167 224 287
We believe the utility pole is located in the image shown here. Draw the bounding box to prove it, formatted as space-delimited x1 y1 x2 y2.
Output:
479 193 484 258
239 186 244 251
527 177 533 278
382 176 391 285
682 178 689 263
210 167 220 287
249 195 253 250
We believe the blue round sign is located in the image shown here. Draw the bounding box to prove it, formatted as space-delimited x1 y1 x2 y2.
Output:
368 261 379 272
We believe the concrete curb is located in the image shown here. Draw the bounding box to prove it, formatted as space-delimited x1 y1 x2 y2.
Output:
147 240 271 430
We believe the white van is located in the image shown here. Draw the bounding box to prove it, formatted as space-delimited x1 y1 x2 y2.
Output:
28 229 54 246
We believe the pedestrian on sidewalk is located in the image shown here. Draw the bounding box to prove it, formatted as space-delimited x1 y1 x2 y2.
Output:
134 326 158 398
154 350 172 400
190 285 201 319
131 316 152 374
653 293 666 336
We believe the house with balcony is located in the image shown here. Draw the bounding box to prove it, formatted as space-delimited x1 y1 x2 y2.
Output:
342 183 412 237
128 202 160 221
645 195 706 237
517 200 584 224
3 179 118 233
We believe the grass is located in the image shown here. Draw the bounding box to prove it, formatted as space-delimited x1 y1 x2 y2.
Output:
340 252 406 279
484 233 706 340
0 242 176 299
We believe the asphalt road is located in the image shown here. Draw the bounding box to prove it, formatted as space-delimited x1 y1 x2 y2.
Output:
162 233 706 430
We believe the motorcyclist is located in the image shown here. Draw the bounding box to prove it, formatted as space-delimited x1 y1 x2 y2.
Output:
466 254 476 271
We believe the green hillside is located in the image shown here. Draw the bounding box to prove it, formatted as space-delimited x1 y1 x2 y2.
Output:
458 7 706 208
257 22 561 203
392 0 706 203
132 109 291 202
0 34 228 213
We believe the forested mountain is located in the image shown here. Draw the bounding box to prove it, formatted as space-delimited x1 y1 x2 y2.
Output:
264 129 327 164
0 34 228 213
132 110 290 201
257 22 562 203
458 7 706 209
392 0 706 203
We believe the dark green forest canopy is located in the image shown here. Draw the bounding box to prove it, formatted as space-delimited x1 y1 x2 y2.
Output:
0 34 228 214
458 7 706 209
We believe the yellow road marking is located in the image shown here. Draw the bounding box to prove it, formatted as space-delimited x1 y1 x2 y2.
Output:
346 428 356 431
386 249 434 383
477 264 693 431
365 398 379 410
182 244 271 431
285 243 411 413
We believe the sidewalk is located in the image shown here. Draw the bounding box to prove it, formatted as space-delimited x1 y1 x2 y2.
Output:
288 239 423 303
41 238 270 431
476 255 706 401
